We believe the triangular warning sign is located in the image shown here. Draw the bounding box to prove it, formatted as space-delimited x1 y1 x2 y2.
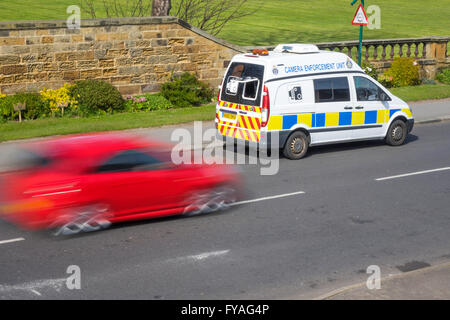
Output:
352 4 369 26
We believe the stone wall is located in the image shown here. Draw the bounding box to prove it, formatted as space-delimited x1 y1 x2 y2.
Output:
0 17 244 95
0 16 448 96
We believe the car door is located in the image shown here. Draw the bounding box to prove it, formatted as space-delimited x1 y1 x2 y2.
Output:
310 76 354 145
83 149 180 216
351 75 391 139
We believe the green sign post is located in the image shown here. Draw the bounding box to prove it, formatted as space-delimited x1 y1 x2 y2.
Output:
351 0 366 66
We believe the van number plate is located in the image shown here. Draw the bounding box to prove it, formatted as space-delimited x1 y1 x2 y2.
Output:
222 112 237 121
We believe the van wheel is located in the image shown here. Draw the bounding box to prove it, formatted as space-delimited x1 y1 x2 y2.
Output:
386 119 407 146
283 131 309 160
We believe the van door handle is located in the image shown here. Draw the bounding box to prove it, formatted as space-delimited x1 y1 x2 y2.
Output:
239 111 248 115
355 106 364 110
344 106 353 110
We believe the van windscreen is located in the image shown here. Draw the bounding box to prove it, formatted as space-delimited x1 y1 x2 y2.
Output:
221 62 265 106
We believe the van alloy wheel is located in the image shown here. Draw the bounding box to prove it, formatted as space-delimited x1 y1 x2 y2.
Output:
283 131 309 160
386 119 407 146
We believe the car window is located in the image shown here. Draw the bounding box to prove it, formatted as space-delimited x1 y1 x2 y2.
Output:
221 62 265 106
354 76 386 101
96 150 163 173
314 77 350 102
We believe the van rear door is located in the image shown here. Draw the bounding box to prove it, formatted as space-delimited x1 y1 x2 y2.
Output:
217 62 264 143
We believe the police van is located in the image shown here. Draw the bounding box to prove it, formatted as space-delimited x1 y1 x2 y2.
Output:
215 44 414 160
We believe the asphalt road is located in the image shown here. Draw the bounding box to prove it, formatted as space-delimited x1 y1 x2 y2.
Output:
0 121 449 299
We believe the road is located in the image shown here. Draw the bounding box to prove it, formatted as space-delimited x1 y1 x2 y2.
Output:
0 121 449 299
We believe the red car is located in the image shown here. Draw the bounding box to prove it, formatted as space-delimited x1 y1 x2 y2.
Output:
0 133 242 235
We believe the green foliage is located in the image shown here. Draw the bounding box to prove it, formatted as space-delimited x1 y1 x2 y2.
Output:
378 74 394 88
384 57 420 87
70 80 125 115
361 61 379 80
125 94 173 112
436 68 450 85
0 92 49 122
161 73 214 108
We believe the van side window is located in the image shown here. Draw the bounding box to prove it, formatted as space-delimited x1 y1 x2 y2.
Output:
354 76 390 101
288 86 303 101
314 77 350 103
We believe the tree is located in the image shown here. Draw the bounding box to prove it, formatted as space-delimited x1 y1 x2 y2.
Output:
80 0 154 18
79 0 259 36
152 0 171 16
172 0 260 36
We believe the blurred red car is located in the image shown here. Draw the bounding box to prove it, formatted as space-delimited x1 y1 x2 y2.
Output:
0 133 242 235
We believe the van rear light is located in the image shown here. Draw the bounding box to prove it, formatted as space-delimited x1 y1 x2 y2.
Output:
217 83 222 102
261 85 270 127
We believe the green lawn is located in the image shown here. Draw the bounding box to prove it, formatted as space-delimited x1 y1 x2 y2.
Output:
0 1 449 46
390 84 450 102
1 84 449 143
0 104 215 142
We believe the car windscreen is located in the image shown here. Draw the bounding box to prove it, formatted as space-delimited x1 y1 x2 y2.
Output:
221 62 265 106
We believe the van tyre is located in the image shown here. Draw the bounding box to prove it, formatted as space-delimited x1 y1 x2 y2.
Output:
283 131 309 160
386 119 407 146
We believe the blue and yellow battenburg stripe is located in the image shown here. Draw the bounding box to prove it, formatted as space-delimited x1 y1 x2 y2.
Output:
268 108 412 131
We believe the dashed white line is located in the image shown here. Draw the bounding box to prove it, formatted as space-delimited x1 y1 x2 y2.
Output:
375 167 450 181
167 250 230 263
0 278 66 296
0 237 25 245
231 191 305 206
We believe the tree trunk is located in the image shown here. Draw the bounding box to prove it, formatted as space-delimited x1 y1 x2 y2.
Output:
152 0 171 16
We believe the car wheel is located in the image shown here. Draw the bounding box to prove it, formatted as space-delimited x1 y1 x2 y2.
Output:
386 119 407 146
282 131 309 160
51 204 112 236
184 186 237 216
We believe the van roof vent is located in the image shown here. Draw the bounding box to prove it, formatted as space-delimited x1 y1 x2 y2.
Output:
273 44 320 54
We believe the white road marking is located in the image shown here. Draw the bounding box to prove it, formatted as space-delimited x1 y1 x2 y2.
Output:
375 167 450 181
231 191 305 206
0 278 66 296
0 237 25 245
167 250 230 263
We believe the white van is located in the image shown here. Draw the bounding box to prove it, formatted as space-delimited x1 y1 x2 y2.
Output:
215 44 414 160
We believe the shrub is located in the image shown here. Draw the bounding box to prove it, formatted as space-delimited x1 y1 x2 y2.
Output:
125 93 173 112
0 92 48 122
160 73 214 108
70 80 124 115
378 74 394 88
361 61 379 80
384 57 420 87
40 83 78 117
436 68 450 85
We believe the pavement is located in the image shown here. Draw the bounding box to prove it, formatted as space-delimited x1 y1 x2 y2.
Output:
0 99 449 300
320 261 450 300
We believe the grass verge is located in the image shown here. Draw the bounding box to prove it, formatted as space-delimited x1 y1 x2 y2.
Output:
0 104 215 142
390 84 450 101
1 84 450 143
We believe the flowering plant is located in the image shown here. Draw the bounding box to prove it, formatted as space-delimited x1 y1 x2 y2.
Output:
40 83 78 115
125 94 172 112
